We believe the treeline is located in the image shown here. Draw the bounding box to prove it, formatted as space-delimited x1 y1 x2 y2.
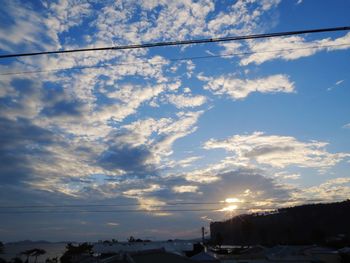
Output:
210 200 350 246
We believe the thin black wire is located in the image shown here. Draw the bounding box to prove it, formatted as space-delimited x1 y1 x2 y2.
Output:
0 202 223 209
1 43 349 76
0 198 345 210
3 200 347 214
0 26 349 59
0 208 278 214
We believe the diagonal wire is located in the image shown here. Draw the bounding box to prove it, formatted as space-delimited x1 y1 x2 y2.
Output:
0 26 349 59
0 198 346 210
1 43 349 76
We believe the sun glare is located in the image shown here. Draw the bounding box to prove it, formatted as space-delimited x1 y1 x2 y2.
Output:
219 205 238 212
218 197 243 213
225 197 242 203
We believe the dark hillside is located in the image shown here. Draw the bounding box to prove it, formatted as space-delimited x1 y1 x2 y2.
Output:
210 200 350 246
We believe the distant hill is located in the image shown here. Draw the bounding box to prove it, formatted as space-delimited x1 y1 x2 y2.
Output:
210 200 350 246
5 240 51 245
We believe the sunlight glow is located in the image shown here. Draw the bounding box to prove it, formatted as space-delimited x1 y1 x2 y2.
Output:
219 205 238 212
225 197 242 203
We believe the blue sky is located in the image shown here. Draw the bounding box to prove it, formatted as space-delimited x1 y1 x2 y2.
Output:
0 0 350 242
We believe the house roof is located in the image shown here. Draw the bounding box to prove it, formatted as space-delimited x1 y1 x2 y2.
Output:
132 250 195 263
191 251 220 262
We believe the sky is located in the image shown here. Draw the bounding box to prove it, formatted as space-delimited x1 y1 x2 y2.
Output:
0 0 350 242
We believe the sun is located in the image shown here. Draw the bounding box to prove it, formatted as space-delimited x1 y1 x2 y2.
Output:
218 197 244 213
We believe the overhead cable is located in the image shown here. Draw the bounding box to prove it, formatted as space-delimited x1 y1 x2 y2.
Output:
1 43 349 76
0 26 349 59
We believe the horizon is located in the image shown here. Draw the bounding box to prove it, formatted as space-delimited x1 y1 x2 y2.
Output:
2 199 349 243
0 0 350 242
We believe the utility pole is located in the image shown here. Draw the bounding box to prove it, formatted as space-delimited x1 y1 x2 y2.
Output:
201 226 205 244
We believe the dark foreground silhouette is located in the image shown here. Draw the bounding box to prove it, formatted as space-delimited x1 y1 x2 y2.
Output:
210 200 350 246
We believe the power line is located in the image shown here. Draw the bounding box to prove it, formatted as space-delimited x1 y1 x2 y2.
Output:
0 26 349 59
0 202 223 209
1 42 349 76
4 200 348 214
0 207 278 214
0 198 345 210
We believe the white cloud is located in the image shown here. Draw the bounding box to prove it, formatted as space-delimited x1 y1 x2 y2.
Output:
0 2 58 52
46 0 92 34
185 61 196 78
106 222 119 226
122 185 171 216
204 132 350 169
294 177 350 201
198 74 295 99
172 185 199 193
184 170 221 184
0 0 94 53
150 111 203 162
123 184 162 197
343 123 350 129
138 197 171 216
219 42 242 55
240 32 350 65
97 83 167 122
183 87 191 93
112 111 203 166
165 156 203 169
274 172 301 180
176 156 202 168
335 80 344 85
207 0 280 36
118 118 173 147
328 79 345 91
166 93 207 108
93 0 216 44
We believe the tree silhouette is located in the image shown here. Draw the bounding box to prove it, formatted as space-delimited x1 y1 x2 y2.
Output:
32 249 46 263
21 249 46 263
0 242 3 254
21 250 32 263
11 257 24 263
0 242 5 263
215 233 223 248
241 219 253 245
60 243 93 263
45 257 58 263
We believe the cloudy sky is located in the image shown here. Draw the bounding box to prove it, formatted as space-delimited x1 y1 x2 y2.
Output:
0 0 350 242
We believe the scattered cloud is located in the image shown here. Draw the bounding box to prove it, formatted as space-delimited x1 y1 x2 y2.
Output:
239 32 350 65
273 172 301 180
106 222 119 226
343 123 350 129
166 93 207 108
335 79 344 85
172 185 199 193
198 74 295 100
123 184 162 197
294 177 350 201
1 0 349 242
204 132 350 170
328 79 345 91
